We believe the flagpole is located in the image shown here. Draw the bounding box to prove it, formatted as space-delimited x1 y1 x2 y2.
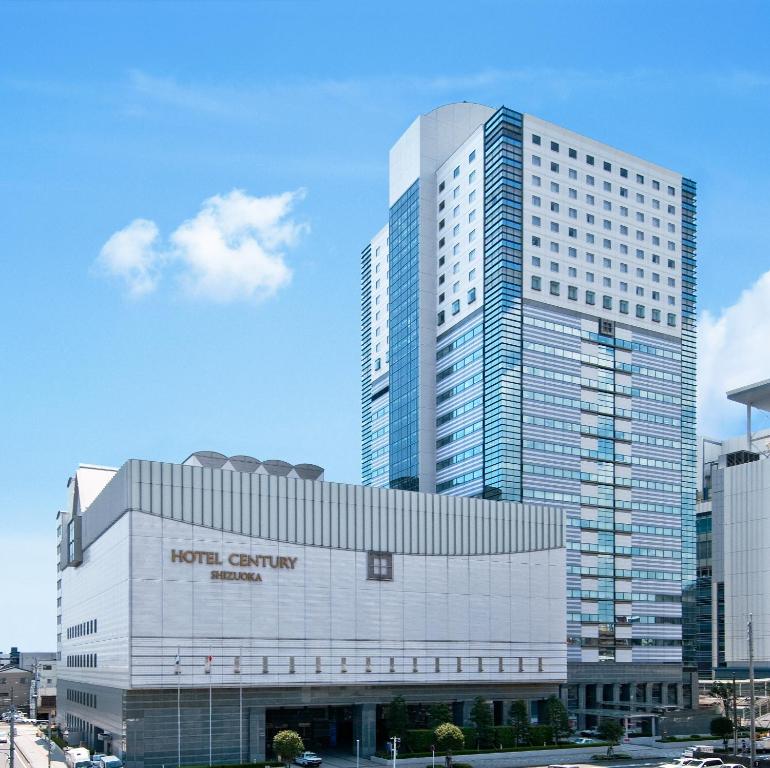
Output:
238 649 243 764
177 648 181 768
209 655 213 768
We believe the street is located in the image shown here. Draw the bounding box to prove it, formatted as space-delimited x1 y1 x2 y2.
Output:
0 723 66 768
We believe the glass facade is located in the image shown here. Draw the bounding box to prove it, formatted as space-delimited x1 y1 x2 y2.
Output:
388 181 421 491
482 107 524 501
360 243 373 486
680 177 698 670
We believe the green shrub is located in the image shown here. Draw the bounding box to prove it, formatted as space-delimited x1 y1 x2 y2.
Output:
529 724 554 745
434 723 465 753
406 730 434 753
494 726 516 749
272 730 304 765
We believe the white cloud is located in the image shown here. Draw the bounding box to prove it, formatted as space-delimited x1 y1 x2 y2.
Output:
97 218 162 297
698 268 770 436
96 189 306 302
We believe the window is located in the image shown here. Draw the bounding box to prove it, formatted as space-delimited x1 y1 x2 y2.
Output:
453 262 460 274
568 266 577 277
550 221 559 232
586 252 595 263
531 275 542 291
531 255 541 267
602 295 612 310
550 181 559 193
452 244 460 256
619 225 628 235
667 185 676 196
586 290 596 305
438 200 445 212
586 154 595 165
603 277 611 287
437 310 445 325
453 205 460 218
620 187 628 198
636 304 646 318
569 207 577 219
439 237 445 248
551 140 559 152
603 200 612 211
652 272 660 283
549 280 560 296
468 209 476 223
668 295 676 305
667 204 676 214
667 313 676 327
603 219 611 230
532 175 541 186
603 238 611 249
568 247 577 258
367 551 393 580
568 285 578 300
586 175 595 186
603 160 612 172
636 286 644 296
569 168 577 179
568 227 577 238
652 198 660 209
586 272 595 283
532 133 541 145
439 181 445 193
550 261 559 272
620 281 628 292
620 167 628 178
469 170 476 183
550 242 559 253
668 259 676 269
468 149 476 163
586 233 594 243
452 224 460 236
452 281 460 293
453 166 460 178
453 186 460 199
468 229 476 242
532 195 541 206
467 287 477 303
550 161 559 172
451 300 460 315
569 147 577 159
586 194 595 205
569 188 577 199
468 189 476 203
603 181 611 191
620 300 629 314
469 268 476 280
532 236 541 246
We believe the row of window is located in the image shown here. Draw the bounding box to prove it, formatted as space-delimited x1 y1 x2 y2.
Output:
66 688 97 708
532 196 676 225
437 147 478 194
66 619 97 639
529 278 677 325
66 653 98 668
531 246 677 274
530 133 677 196
530 226 678 254
437 288 477 326
568 565 681 581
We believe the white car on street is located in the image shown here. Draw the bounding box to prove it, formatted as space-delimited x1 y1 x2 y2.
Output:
294 753 322 767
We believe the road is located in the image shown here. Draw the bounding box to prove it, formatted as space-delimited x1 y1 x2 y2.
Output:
0 723 67 768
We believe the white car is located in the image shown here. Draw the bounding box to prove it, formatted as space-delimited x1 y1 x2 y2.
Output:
0 734 9 744
295 753 322 767
571 737 600 745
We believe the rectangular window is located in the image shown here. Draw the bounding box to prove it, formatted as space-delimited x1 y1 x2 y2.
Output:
603 161 611 172
532 134 541 145
453 166 460 178
602 295 612 310
636 304 646 318
586 154 595 165
550 161 559 172
586 290 595 305
367 551 393 580
468 149 476 163
551 141 559 152
467 287 477 303
531 275 542 291
568 285 578 300
549 280 560 296
452 299 460 315
620 167 628 178
439 181 445 193
667 313 676 327
620 300 629 314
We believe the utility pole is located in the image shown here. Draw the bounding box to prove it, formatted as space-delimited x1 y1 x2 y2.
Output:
733 675 738 756
749 615 756 768
391 736 399 768
9 688 16 768
48 713 53 768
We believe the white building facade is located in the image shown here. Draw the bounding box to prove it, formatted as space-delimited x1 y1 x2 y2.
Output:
58 453 566 768
361 103 697 723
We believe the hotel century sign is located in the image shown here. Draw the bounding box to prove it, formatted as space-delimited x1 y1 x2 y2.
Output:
169 549 298 583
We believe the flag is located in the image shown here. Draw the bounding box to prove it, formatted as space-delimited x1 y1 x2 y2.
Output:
204 655 213 674
174 650 181 675
233 655 241 674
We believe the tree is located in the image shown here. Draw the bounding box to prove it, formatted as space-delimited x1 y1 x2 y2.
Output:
598 718 625 757
434 723 465 755
273 730 304 766
711 716 734 749
546 696 570 744
386 695 409 741
469 697 495 748
710 683 734 720
428 703 453 729
509 700 531 747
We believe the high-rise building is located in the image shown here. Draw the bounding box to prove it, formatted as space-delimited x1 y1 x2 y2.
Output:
361 103 697 723
698 380 770 680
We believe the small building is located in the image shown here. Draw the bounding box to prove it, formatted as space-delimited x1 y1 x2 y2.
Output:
57 452 567 768
0 664 33 714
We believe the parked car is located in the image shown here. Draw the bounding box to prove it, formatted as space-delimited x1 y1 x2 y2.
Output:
99 757 123 768
683 759 723 768
91 754 106 767
0 734 8 744
570 737 600 745
295 753 322 767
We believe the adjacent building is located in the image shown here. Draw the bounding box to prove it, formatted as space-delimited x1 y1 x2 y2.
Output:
698 380 770 679
57 453 566 768
361 103 697 722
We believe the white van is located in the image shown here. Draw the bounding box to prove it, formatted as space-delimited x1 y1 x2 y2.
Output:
99 757 123 768
65 748 92 768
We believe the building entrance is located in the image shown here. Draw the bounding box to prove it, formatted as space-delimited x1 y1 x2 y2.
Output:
266 706 354 755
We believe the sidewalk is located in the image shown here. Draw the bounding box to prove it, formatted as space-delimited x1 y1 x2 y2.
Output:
13 724 67 768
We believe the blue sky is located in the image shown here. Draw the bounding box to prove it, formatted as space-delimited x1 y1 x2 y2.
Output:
2 0 770 650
